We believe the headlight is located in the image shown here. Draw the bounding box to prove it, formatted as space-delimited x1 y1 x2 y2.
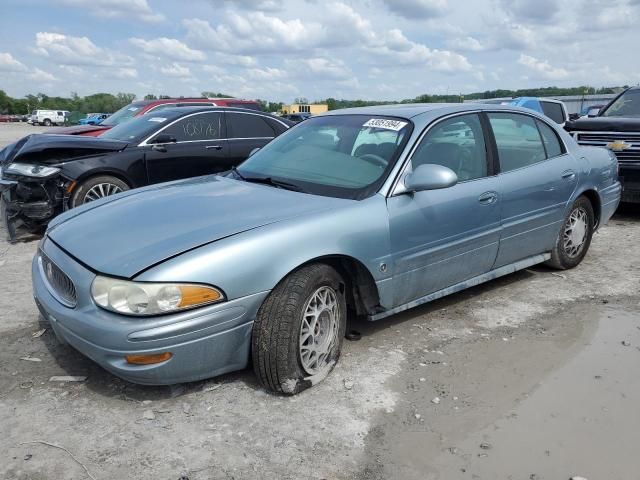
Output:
4 162 61 178
91 276 224 316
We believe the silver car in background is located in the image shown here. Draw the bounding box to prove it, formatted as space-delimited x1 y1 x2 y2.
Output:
32 103 621 394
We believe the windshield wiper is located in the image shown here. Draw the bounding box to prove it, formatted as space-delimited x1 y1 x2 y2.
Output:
231 166 246 180
241 175 306 193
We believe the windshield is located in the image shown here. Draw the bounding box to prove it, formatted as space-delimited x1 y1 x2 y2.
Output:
100 114 170 143
237 115 412 199
100 102 146 126
600 89 640 118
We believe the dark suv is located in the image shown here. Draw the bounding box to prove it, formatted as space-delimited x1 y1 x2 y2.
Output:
50 98 263 137
565 87 640 203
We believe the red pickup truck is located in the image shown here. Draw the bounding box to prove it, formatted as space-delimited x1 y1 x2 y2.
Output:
50 97 262 137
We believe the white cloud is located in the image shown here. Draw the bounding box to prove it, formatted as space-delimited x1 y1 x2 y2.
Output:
114 68 138 79
370 29 472 72
297 58 352 80
382 0 448 18
58 0 164 23
218 0 282 11
448 36 485 52
499 0 560 22
159 63 191 78
28 68 57 82
183 3 376 54
518 54 569 80
34 32 133 66
0 52 27 72
246 66 286 80
130 37 206 62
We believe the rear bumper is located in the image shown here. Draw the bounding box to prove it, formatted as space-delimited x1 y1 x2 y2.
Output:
33 237 268 385
619 163 640 203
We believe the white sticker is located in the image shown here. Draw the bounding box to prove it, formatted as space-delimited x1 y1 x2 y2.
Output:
128 107 140 111
363 118 408 131
148 117 167 123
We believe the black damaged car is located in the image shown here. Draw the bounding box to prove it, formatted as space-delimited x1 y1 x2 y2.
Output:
565 86 640 204
0 107 292 240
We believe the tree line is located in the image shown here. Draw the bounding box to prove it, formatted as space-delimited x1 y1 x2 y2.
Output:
0 85 627 115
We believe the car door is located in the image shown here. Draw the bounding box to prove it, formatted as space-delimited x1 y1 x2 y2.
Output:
386 113 502 307
487 112 578 268
143 111 231 184
225 112 283 166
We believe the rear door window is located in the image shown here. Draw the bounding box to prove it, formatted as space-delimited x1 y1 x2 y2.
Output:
153 112 223 142
226 112 276 138
488 113 547 173
540 101 566 124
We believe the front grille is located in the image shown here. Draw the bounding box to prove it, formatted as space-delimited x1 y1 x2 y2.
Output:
40 251 77 307
575 131 640 162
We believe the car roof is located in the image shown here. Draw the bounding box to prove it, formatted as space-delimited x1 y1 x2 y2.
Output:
319 102 560 127
323 103 466 119
140 106 275 119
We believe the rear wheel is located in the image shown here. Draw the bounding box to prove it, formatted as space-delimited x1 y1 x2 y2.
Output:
252 264 347 395
546 196 594 269
70 175 129 207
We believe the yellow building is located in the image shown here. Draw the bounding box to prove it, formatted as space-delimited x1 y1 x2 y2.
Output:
282 104 328 115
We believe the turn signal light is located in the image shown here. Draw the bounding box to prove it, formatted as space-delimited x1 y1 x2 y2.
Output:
125 352 173 365
178 285 223 308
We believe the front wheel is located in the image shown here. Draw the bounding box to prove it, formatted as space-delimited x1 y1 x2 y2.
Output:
43 119 51 126
546 196 595 270
70 175 129 207
252 264 347 395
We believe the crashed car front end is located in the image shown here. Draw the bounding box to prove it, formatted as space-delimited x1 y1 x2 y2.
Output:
0 134 128 241
0 162 75 240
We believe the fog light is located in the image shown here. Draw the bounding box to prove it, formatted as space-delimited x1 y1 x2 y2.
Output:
125 352 173 365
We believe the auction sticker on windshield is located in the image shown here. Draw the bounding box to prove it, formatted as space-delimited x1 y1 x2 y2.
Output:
363 118 408 131
148 117 167 123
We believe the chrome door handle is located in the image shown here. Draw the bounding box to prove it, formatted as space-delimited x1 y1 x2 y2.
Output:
478 191 498 205
205 145 223 150
562 170 576 180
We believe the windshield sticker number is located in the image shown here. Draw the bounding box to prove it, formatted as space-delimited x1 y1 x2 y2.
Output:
128 107 140 112
148 117 167 123
363 118 408 131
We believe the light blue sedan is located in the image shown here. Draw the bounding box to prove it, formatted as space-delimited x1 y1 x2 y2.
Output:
32 104 621 394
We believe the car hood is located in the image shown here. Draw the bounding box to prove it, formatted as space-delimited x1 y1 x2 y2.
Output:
49 124 111 136
565 116 640 132
9 134 129 165
47 175 351 278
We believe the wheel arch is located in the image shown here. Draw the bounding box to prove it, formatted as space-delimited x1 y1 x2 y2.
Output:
281 254 382 317
576 189 601 228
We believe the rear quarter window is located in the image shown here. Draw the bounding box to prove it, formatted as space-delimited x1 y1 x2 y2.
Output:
226 113 276 138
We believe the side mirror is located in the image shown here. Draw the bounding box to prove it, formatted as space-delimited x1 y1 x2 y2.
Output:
151 134 177 145
568 113 580 121
404 164 458 192
249 147 260 157
587 108 600 117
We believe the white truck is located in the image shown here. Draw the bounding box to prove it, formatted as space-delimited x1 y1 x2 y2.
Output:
28 110 69 126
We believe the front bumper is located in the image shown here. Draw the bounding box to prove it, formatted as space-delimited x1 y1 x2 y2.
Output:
619 163 640 203
1 174 62 241
32 237 268 385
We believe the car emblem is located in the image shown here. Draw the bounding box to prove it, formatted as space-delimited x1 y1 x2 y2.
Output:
606 140 632 152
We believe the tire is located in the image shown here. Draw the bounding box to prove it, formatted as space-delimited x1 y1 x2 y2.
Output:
70 175 129 207
546 196 595 270
252 263 347 395
43 119 51 126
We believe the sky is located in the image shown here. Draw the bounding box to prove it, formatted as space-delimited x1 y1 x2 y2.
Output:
0 0 639 102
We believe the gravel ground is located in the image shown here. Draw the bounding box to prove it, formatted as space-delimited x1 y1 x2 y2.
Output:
1 123 639 479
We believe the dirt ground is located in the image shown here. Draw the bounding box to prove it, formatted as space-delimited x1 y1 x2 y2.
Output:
1 122 639 479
